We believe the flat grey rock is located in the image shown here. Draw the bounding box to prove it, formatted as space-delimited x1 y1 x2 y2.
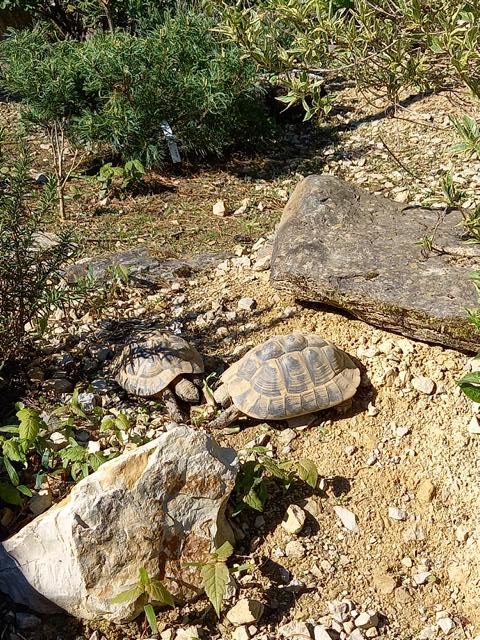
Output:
66 248 232 285
270 175 479 352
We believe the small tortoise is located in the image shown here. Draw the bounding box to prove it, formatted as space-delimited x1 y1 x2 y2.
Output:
210 332 360 429
115 330 204 422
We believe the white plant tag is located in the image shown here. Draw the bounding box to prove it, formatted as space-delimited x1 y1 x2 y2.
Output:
160 121 181 163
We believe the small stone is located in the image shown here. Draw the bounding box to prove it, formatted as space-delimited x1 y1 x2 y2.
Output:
365 629 378 639
282 505 306 535
285 540 305 558
411 376 435 395
232 626 250 640
253 255 271 271
373 571 396 594
278 621 310 638
213 200 226 216
28 489 53 516
367 402 379 416
355 611 379 629
467 416 480 434
413 571 431 585
160 630 175 640
87 440 101 454
345 445 357 456
334 506 359 532
226 600 264 626
175 627 201 640
278 429 297 446
455 524 469 542
314 625 334 640
78 392 96 412
281 306 296 318
395 587 413 604
45 378 74 393
237 297 257 312
234 198 249 216
388 506 406 521
28 367 45 381
416 478 436 504
50 431 68 447
418 626 437 639
395 425 410 438
254 515 265 528
350 630 365 640
401 557 413 568
437 618 455 635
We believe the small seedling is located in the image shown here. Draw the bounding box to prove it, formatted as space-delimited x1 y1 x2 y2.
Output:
111 567 174 635
451 115 480 157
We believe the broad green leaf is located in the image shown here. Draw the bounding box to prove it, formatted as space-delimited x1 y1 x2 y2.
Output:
60 444 86 463
201 560 230 617
147 579 174 607
110 584 144 604
231 562 255 574
70 388 88 419
17 408 42 442
0 481 22 505
0 426 19 434
89 451 107 471
17 484 32 497
100 416 115 432
4 456 19 486
115 413 130 432
297 459 319 488
458 373 480 402
214 541 233 563
243 486 265 512
144 604 158 635
3 439 24 463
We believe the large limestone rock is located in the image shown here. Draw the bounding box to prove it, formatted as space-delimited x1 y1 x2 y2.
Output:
271 175 480 352
0 425 237 622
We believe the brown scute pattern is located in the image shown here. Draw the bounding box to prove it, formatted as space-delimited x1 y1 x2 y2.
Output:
115 330 204 397
222 332 360 420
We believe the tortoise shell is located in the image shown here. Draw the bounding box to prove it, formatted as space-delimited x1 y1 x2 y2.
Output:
115 330 204 397
220 332 360 420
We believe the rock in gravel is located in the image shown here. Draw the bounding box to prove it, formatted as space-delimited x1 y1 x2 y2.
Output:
232 626 250 640
270 175 479 351
28 489 53 516
282 505 306 535
278 620 311 638
334 505 359 532
373 571 396 594
253 255 271 271
411 376 436 395
350 629 366 640
314 625 334 640
285 540 306 558
355 611 379 629
226 599 264 626
0 425 237 622
468 416 480 434
237 297 257 312
388 506 406 521
416 478 436 504
213 199 226 216
437 617 456 635
176 626 202 640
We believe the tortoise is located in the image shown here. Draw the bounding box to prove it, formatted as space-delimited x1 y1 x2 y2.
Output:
114 329 204 422
210 332 360 429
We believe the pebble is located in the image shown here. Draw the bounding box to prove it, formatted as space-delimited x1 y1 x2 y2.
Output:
367 402 379 416
45 377 74 393
388 506 406 521
237 297 257 312
334 506 359 532
437 617 455 635
160 630 175 640
226 599 264 626
232 626 250 640
314 625 333 640
350 629 366 640
355 611 379 629
28 489 53 516
282 505 306 535
416 478 436 504
413 571 431 585
373 572 396 594
253 255 271 271
285 540 305 558
278 621 310 638
175 627 201 640
455 524 470 542
467 415 480 434
212 199 226 216
411 376 436 395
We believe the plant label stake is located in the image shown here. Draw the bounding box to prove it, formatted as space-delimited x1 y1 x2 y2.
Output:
161 121 181 164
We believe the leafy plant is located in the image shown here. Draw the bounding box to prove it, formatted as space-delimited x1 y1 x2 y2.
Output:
233 445 318 514
97 159 145 200
0 139 78 366
439 171 465 209
451 115 480 157
462 204 480 242
111 566 175 634
458 274 480 401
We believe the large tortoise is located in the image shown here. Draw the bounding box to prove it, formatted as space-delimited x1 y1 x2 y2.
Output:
114 329 204 421
210 332 360 429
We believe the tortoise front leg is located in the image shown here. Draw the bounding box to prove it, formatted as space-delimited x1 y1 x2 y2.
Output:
161 388 185 423
208 405 243 430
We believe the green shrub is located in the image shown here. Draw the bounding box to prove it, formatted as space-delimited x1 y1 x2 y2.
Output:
0 140 77 367
0 11 272 167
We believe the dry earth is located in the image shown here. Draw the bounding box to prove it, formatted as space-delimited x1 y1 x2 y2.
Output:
2 86 480 640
